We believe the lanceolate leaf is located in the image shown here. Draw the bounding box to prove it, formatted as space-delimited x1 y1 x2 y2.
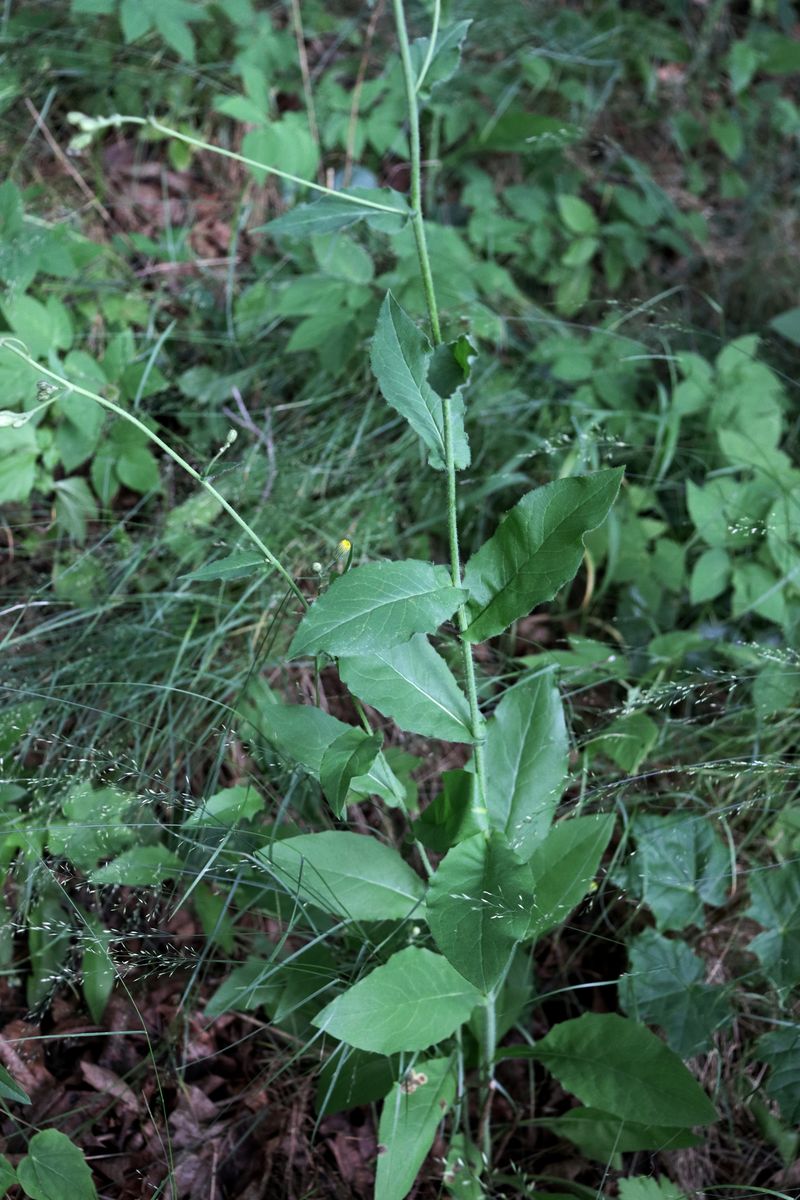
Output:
426 832 534 991
261 187 410 238
375 1058 457 1200
339 634 475 743
289 561 466 659
410 20 472 94
483 674 568 859
530 1013 717 1127
370 292 469 471
320 728 383 817
313 946 481 1053
462 469 623 642
258 831 425 921
244 697 406 808
0 1064 30 1106
182 551 267 582
538 1108 702 1164
528 813 615 939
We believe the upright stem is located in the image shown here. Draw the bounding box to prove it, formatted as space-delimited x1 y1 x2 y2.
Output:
392 0 488 824
0 341 306 608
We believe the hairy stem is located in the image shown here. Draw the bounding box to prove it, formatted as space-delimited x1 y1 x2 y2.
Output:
392 0 488 822
1 339 306 607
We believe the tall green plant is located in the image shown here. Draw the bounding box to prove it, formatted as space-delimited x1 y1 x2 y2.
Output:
0 5 721 1195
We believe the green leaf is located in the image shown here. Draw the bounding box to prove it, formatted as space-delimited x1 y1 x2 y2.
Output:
619 929 732 1057
442 1133 483 1200
313 946 481 1053
16 1129 97 1200
82 916 115 1024
339 635 475 743
320 728 383 817
686 480 732 548
1 293 56 358
55 393 105 473
427 337 474 402
289 561 466 659
46 782 134 870
311 231 374 284
463 469 623 642
242 115 319 185
262 188 410 238
115 446 160 493
530 1013 717 1126
690 547 731 604
745 861 800 990
427 832 533 991
243 695 406 807
756 1025 800 1125
732 562 786 626
258 831 425 921
753 664 800 718
205 956 282 1018
538 1108 702 1165
629 814 731 932
728 40 761 94
183 552 267 583
0 700 41 753
184 785 265 827
53 477 97 544
588 711 658 774
375 1058 456 1200
0 422 37 504
247 698 346 776
214 93 267 124
413 769 484 854
89 845 182 886
370 292 470 471
316 1046 397 1116
557 194 599 235
119 0 151 40
528 814 615 939
154 7 197 60
770 306 800 347
619 1178 689 1200
709 115 743 161
523 636 628 686
0 1064 31 1105
483 675 568 859
0 1155 16 1194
